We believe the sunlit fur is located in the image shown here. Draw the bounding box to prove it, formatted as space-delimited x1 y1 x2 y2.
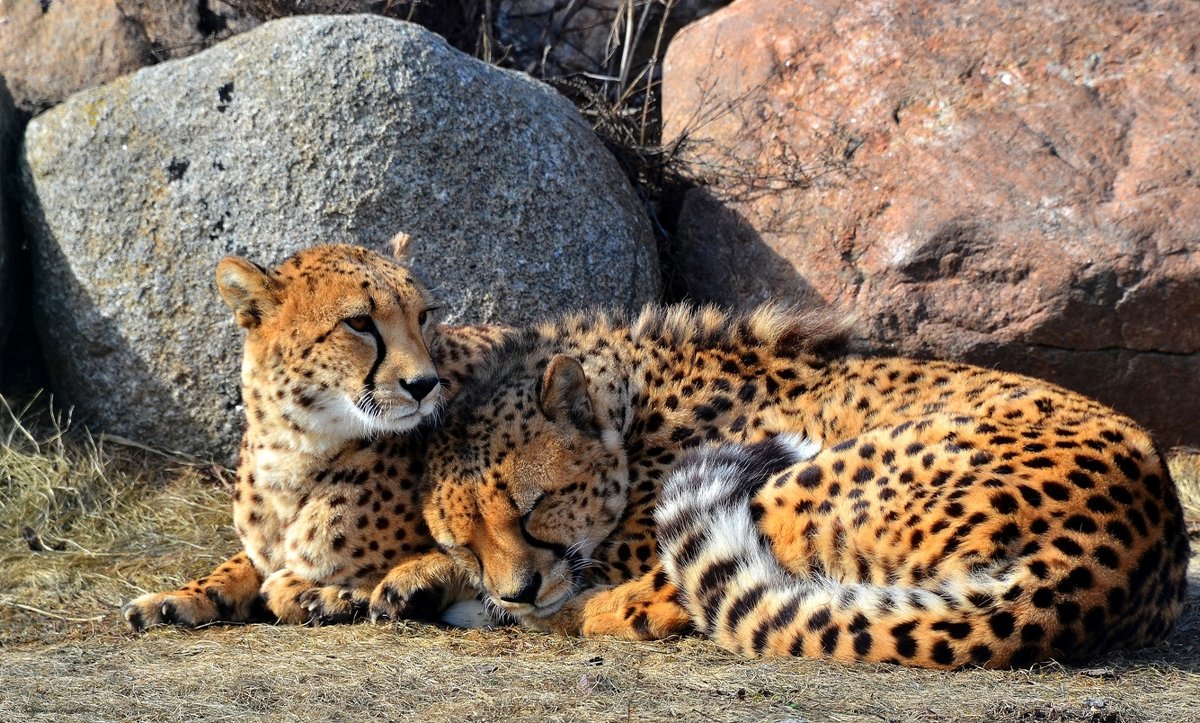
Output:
406 302 1188 668
123 244 509 631
420 304 846 620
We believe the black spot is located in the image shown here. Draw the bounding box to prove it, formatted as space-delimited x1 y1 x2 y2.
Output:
988 611 1015 639
1074 455 1109 474
1055 600 1081 624
1112 453 1140 481
1031 587 1054 608
1066 471 1095 489
1067 524 1101 553
1016 485 1043 507
1042 482 1071 501
931 640 956 666
1061 566 1094 592
1051 537 1084 556
990 492 1019 514
969 644 994 665
969 451 994 466
853 631 873 657
991 522 1021 546
796 467 823 489
1092 545 1119 569
891 621 918 658
1109 486 1134 505
820 626 841 655
1126 508 1148 537
670 427 695 443
724 585 767 629
806 608 832 631
1024 457 1054 469
932 620 971 640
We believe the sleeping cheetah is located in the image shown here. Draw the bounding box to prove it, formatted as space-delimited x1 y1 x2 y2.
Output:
123 239 507 631
392 304 1188 668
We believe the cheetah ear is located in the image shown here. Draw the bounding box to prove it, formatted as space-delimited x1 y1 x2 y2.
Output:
390 231 414 261
538 355 600 437
216 256 281 330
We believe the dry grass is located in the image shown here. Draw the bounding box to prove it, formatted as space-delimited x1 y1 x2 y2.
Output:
2 405 1199 722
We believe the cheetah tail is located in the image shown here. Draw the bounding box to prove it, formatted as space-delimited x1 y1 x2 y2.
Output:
656 442 1045 670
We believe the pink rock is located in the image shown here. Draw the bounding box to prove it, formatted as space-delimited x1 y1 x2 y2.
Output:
0 0 253 112
662 0 1200 445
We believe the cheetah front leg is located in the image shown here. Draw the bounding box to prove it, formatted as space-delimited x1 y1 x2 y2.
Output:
534 565 693 640
258 569 376 626
367 550 481 624
122 551 266 631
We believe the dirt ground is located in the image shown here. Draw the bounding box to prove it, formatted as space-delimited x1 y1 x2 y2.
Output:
2 408 1198 723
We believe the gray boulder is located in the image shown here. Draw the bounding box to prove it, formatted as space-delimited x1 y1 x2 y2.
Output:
19 15 659 460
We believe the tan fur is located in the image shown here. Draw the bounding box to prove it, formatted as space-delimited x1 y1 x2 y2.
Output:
400 304 1188 667
123 244 507 630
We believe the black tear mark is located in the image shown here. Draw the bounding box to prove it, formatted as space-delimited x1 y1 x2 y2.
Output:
39 0 51 13
166 158 190 181
217 82 234 112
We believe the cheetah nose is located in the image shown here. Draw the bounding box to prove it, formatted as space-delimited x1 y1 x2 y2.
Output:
499 572 542 606
400 375 440 402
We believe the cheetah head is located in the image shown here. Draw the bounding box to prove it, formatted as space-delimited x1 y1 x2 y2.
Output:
216 239 442 443
425 354 629 620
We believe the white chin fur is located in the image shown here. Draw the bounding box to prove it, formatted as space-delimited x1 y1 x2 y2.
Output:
440 599 500 629
304 391 439 440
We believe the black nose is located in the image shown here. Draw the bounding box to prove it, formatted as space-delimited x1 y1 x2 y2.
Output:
400 375 440 402
499 572 542 605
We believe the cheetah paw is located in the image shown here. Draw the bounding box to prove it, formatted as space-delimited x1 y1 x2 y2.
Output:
297 585 370 626
367 578 447 623
122 589 231 632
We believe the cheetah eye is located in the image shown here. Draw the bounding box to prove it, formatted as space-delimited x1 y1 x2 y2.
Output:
419 306 440 326
344 315 375 334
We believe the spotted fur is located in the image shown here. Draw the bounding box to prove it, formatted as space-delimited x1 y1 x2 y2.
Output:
123 242 507 631
405 304 1189 667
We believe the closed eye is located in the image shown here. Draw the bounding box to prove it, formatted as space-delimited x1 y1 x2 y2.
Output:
518 492 545 518
518 495 569 558
446 545 483 577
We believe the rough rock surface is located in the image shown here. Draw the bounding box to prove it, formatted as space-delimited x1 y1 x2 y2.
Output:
0 0 255 113
20 15 658 459
497 0 731 77
662 0 1200 446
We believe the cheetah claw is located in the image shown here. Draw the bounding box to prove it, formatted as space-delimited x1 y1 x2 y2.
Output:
297 585 370 626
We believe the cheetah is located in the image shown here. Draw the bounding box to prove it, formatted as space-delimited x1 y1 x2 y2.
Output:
122 239 507 631
392 304 1188 668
